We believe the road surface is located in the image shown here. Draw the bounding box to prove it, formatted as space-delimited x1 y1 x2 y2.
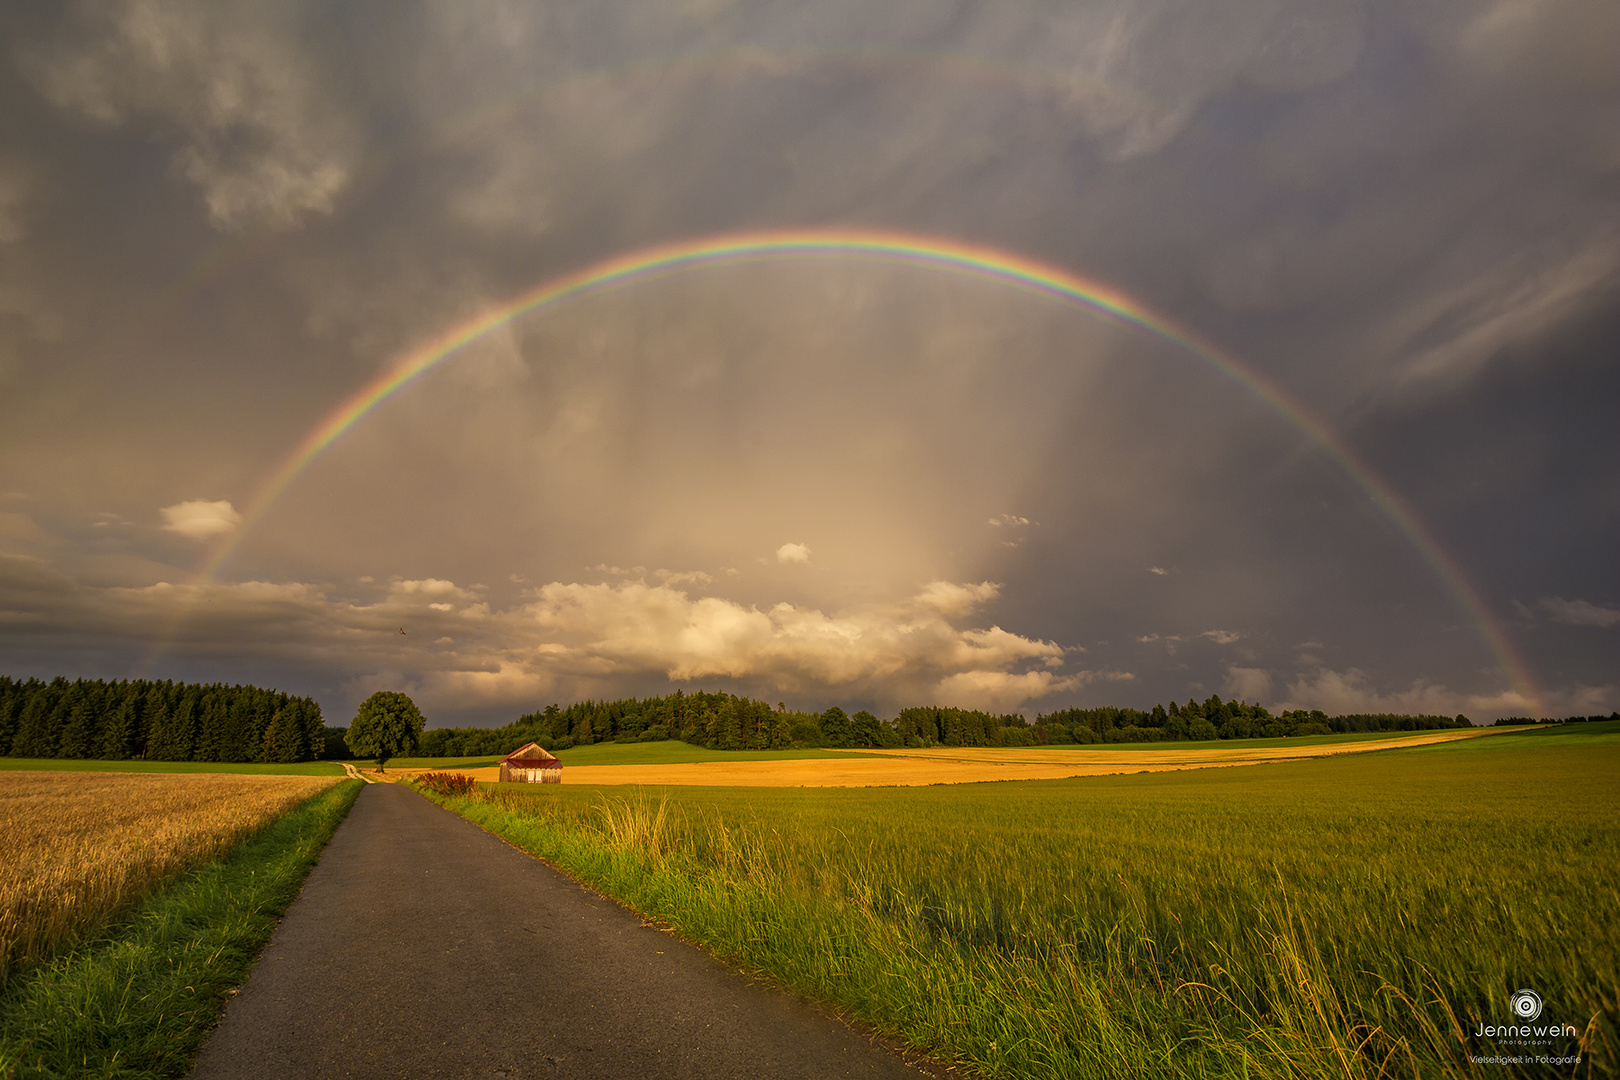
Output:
190 782 934 1079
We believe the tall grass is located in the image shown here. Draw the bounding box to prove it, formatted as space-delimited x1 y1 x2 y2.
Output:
0 759 343 776
0 771 339 979
0 779 361 1080
427 733 1617 1079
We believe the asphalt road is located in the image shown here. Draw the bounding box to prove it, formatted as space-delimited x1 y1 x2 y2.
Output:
189 782 934 1080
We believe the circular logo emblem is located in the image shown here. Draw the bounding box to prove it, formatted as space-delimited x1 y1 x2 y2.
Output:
1510 988 1543 1021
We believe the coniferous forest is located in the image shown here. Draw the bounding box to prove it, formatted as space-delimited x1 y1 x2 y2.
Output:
6 675 1607 762
0 676 325 763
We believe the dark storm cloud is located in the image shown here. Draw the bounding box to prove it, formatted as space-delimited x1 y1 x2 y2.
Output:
0 0 1614 723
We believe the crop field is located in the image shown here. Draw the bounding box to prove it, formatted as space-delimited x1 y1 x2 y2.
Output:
0 771 340 978
407 728 1502 787
0 757 344 776
381 742 854 772
425 723 1619 1079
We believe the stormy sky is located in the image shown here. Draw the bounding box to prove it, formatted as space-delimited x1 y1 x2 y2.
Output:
1 0 1615 726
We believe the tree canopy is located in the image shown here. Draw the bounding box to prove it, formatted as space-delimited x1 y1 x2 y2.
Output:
345 691 426 768
0 676 323 763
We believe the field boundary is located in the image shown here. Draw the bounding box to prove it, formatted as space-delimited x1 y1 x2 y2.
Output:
393 727 1506 788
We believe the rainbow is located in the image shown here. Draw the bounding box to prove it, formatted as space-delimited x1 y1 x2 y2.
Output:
187 227 1544 714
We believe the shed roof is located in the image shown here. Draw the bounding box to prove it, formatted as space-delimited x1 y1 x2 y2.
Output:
502 742 561 765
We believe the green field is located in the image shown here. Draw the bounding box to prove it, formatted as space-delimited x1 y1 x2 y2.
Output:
1404 721 1620 754
0 757 345 776
423 722 1619 1079
385 742 859 770
388 725 1500 772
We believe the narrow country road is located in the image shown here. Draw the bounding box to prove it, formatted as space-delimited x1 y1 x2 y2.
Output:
189 783 933 1080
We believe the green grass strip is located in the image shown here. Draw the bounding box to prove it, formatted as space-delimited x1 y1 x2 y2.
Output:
0 779 362 1080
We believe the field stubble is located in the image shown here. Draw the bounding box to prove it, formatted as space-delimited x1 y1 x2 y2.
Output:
425 731 1618 1079
0 771 338 978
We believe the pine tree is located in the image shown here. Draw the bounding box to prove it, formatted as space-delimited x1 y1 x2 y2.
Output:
58 682 100 759
261 707 303 763
297 698 323 762
717 702 741 750
9 678 63 758
97 688 141 759
0 680 23 756
195 691 227 761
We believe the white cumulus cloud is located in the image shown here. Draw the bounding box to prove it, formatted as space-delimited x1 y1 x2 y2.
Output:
1200 629 1243 645
159 499 241 540
775 542 811 564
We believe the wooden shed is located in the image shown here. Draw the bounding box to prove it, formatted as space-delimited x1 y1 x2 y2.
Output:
499 742 562 784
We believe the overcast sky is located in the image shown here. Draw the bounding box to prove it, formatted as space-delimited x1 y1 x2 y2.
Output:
1 0 1615 726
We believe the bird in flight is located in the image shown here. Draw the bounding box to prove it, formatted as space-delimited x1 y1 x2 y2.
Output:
398 628 406 635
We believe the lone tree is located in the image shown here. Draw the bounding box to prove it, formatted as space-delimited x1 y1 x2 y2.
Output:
345 691 426 771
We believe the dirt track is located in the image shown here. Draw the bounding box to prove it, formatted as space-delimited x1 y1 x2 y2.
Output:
189 783 929 1079
400 729 1495 788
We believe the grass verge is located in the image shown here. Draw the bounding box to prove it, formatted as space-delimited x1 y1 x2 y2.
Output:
419 728 1616 1079
0 779 362 1080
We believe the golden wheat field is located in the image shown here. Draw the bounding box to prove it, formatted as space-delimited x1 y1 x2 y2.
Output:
0 771 338 977
409 729 1497 787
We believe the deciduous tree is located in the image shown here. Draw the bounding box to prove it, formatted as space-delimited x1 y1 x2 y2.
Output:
346 691 426 770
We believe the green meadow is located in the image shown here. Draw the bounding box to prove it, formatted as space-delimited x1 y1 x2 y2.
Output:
423 723 1619 1079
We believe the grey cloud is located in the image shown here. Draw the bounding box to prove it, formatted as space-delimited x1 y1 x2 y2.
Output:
0 0 1613 724
1278 667 1534 718
1223 666 1273 703
1540 597 1620 628
1378 225 1620 395
29 0 358 229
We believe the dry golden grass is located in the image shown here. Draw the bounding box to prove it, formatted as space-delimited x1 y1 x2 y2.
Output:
0 771 338 978
831 728 1491 766
414 729 1498 788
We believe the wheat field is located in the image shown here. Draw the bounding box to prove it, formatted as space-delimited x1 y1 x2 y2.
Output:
0 771 339 978
401 728 1498 787
433 725 1619 1079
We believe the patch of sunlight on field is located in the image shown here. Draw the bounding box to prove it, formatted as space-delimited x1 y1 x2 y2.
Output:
0 771 339 978
404 727 1500 787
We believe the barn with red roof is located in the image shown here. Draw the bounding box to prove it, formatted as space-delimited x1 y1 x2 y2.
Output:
498 742 562 784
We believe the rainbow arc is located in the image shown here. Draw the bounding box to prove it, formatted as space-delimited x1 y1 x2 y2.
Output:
177 228 1542 715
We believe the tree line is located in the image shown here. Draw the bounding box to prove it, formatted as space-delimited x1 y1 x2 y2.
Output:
0 676 325 763
10 670 1607 763
409 688 1482 755
414 691 829 756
